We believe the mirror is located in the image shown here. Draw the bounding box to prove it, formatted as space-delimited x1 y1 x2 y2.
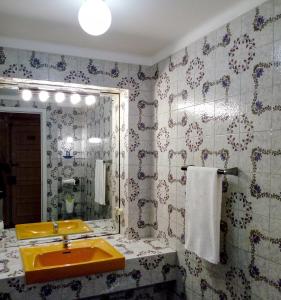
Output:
0 78 121 236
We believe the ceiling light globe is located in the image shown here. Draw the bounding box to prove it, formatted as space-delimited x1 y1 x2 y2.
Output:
70 93 81 105
55 92 65 103
78 0 112 36
21 89 32 101
39 91 49 102
85 95 97 106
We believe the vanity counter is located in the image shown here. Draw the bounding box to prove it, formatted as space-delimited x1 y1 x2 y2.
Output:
0 229 177 299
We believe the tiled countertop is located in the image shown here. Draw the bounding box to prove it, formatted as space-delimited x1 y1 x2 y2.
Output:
0 223 177 300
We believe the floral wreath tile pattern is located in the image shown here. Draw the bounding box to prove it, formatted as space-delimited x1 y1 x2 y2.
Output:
106 270 141 288
226 192 253 229
253 7 281 31
138 100 158 131
186 57 205 89
249 230 281 292
252 61 281 115
64 70 90 84
200 279 227 300
138 65 159 81
3 64 33 78
117 77 140 102
124 178 140 202
125 129 140 152
168 150 187 185
156 127 170 152
228 34 256 74
138 255 164 270
220 220 229 265
137 199 158 230
202 24 232 56
138 150 158 180
156 180 169 204
168 204 185 243
29 51 66 71
225 267 251 300
169 48 189 72
0 47 6 64
201 148 230 168
87 59 119 78
227 114 254 151
168 92 188 128
185 122 204 152
156 72 170 100
250 147 281 201
202 75 231 101
184 250 203 277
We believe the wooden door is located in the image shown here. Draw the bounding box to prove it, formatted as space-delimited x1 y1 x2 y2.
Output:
0 113 41 226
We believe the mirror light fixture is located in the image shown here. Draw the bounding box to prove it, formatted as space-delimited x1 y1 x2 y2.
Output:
85 95 97 106
55 92 65 103
21 89 32 101
88 137 102 144
70 93 81 105
78 0 112 36
39 90 49 102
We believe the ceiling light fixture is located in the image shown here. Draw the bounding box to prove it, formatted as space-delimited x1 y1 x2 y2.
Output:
55 92 65 103
39 90 49 102
85 95 97 106
21 89 32 101
78 0 112 36
70 93 81 105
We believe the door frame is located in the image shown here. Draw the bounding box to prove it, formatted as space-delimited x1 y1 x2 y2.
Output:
0 106 47 222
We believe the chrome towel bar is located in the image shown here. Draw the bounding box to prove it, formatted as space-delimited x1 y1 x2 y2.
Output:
181 166 238 176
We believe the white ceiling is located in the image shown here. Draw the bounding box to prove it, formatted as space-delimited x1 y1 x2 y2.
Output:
0 0 266 65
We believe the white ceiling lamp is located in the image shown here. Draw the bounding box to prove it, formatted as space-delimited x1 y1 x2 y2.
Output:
78 0 112 36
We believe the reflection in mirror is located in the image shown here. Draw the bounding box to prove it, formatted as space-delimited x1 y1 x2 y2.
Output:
0 78 121 236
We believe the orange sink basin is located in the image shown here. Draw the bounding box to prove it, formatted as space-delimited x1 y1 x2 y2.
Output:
20 238 125 284
15 219 92 240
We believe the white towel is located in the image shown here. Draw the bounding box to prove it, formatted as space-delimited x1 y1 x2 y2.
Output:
94 160 106 205
185 167 223 264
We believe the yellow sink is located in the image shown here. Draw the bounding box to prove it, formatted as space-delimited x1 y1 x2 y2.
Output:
20 238 125 284
15 219 93 240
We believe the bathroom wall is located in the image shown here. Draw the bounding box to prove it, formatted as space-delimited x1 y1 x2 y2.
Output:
0 47 157 235
149 0 281 299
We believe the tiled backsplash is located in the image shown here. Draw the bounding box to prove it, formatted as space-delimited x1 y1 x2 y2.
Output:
0 0 281 298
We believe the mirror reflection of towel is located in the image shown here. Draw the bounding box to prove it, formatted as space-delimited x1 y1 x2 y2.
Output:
94 160 106 205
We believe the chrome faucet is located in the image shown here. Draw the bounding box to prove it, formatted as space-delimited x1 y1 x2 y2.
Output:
52 219 59 234
63 235 71 249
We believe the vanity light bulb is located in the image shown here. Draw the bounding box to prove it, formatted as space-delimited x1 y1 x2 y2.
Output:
39 91 49 102
88 137 102 144
21 89 32 101
55 92 65 103
70 93 81 105
85 95 96 106
66 136 74 143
